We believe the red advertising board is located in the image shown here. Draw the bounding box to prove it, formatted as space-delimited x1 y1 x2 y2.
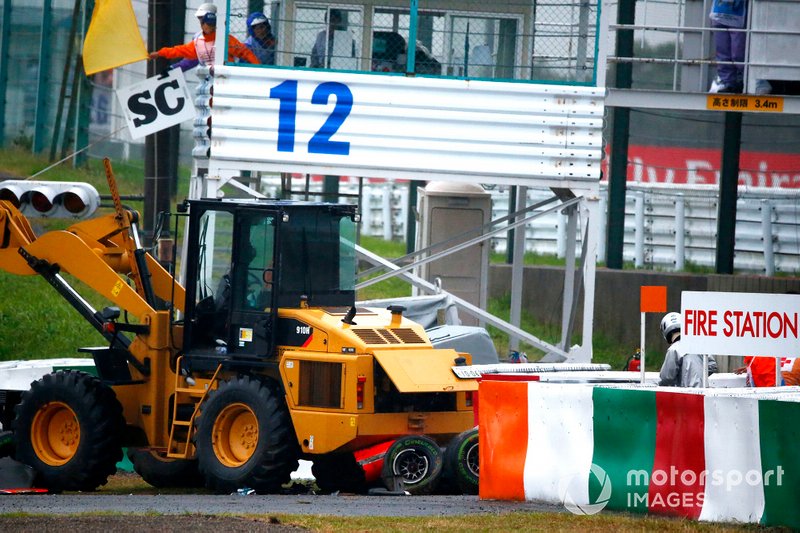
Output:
602 145 800 189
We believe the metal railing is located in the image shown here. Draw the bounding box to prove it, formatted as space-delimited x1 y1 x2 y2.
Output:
257 176 800 275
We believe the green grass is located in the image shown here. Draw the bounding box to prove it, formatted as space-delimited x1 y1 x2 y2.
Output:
356 235 412 301
0 272 110 361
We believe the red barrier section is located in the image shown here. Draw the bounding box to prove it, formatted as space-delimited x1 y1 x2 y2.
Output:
478 380 528 500
649 392 706 519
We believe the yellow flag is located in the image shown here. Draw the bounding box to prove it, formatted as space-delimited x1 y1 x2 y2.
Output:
83 0 148 75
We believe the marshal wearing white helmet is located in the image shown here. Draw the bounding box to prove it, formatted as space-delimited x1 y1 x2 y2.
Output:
195 3 217 18
658 311 718 387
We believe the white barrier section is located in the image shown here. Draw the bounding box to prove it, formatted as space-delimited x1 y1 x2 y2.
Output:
700 395 765 522
523 384 594 503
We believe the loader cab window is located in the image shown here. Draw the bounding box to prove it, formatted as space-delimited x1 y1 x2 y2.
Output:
230 213 276 314
275 208 356 308
184 204 279 359
184 208 236 353
225 211 278 358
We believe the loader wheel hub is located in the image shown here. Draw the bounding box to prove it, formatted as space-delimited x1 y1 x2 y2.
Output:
31 401 80 466
212 402 258 467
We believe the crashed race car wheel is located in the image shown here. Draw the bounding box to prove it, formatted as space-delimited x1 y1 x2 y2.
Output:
13 370 124 492
380 435 443 495
311 452 367 494
127 448 204 488
444 427 479 495
195 376 298 494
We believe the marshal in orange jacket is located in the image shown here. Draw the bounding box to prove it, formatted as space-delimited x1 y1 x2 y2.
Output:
152 31 259 66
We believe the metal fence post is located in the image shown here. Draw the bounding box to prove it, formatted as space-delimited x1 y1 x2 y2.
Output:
761 199 775 276
675 193 685 270
634 190 644 268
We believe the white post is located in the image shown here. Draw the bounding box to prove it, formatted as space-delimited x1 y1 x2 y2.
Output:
556 210 566 259
675 193 685 270
635 191 645 268
382 184 393 241
640 311 646 385
762 199 775 276
598 194 607 264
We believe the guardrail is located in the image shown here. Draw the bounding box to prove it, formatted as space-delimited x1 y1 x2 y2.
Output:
260 177 799 275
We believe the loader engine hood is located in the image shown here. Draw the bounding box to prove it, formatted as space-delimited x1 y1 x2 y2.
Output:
372 348 477 393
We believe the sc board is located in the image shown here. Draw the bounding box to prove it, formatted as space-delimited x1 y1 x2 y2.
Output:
116 69 195 139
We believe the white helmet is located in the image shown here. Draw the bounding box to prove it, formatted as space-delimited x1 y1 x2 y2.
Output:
195 3 217 18
660 312 682 342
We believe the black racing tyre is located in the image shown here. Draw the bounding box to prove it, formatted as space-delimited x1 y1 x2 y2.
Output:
444 427 479 495
311 452 367 494
0 430 15 458
12 370 124 492
195 376 298 494
127 447 204 488
380 435 443 495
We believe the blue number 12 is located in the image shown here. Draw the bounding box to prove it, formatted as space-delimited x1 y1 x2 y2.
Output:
269 80 352 155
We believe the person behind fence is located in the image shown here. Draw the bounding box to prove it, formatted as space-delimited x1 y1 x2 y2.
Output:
245 12 276 65
658 312 717 387
310 8 356 69
709 0 747 94
149 8 259 67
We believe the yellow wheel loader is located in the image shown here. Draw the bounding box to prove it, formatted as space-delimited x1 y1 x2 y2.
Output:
0 162 478 494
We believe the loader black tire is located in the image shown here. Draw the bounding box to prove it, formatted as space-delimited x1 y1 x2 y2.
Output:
0 430 15 458
380 435 443 495
12 370 124 492
127 448 204 488
443 427 479 495
195 376 298 494
312 452 367 494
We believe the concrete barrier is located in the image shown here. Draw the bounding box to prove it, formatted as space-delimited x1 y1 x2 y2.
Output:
479 377 800 528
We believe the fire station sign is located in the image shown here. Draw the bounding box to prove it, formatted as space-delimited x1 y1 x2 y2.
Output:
681 291 800 357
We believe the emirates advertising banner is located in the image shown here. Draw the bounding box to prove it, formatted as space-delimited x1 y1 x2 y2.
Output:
602 145 800 189
681 291 800 357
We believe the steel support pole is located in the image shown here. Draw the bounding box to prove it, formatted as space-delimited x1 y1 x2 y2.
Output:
606 0 635 269
145 0 182 244
0 0 13 145
33 0 53 153
406 181 418 254
509 186 527 351
716 111 742 274
505 186 517 263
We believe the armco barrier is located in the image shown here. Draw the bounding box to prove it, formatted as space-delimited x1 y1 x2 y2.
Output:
479 378 800 528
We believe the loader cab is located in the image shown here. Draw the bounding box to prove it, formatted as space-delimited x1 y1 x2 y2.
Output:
182 199 358 366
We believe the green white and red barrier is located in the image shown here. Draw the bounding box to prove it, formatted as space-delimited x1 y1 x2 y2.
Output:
479 378 800 528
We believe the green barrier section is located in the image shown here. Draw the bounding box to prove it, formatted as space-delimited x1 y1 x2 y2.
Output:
590 387 657 513
758 399 800 529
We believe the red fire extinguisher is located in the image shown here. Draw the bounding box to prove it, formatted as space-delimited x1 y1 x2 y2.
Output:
625 349 642 372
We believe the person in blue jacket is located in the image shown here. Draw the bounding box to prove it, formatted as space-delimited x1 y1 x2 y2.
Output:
245 12 276 65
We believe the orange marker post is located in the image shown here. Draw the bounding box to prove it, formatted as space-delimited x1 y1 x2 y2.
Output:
640 286 667 384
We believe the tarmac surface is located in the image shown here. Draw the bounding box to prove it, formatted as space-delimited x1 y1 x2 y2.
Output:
0 493 563 517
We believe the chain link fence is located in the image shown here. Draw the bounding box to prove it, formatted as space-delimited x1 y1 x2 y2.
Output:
228 1 598 82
